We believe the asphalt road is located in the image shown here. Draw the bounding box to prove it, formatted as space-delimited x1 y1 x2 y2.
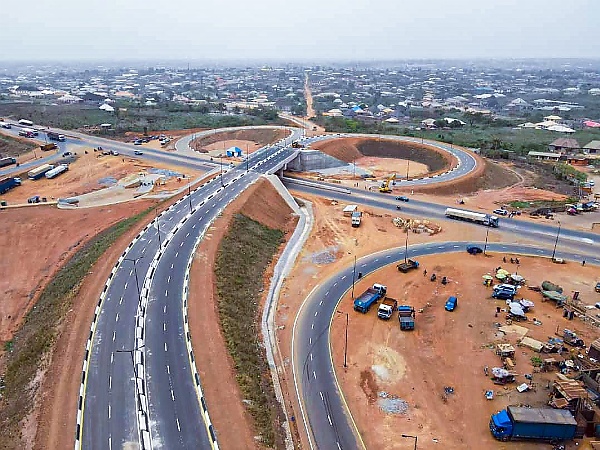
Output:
293 241 599 450
81 127 303 450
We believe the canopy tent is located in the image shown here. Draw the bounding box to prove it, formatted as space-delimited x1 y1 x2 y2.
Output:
584 120 600 128
547 125 575 133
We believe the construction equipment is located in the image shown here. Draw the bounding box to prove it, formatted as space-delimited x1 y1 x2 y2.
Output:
379 173 396 193
397 259 419 273
291 141 304 148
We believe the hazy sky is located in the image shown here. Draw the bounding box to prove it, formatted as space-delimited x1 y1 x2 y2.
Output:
2 0 599 61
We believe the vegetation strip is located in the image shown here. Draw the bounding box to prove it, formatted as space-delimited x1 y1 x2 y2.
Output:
214 213 285 448
0 206 153 449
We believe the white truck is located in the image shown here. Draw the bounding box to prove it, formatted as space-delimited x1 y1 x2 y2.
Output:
351 210 362 227
377 297 398 320
445 207 499 227
45 164 69 179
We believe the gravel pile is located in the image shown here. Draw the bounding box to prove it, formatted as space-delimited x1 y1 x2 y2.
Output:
378 391 409 415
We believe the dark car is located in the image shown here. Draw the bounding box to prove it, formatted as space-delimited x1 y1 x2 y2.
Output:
133 139 143 145
134 150 143 155
466 245 483 255
396 196 409 202
1 122 11 129
596 282 600 293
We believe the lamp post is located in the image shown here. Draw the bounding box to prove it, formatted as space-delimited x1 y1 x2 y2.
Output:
351 256 357 300
336 311 349 368
188 185 193 213
246 143 249 172
123 256 143 301
483 226 490 256
155 208 162 248
219 155 224 187
551 221 561 261
401 434 417 450
404 231 409 264
406 159 410 181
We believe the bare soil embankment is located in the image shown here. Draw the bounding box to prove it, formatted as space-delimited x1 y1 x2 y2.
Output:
191 128 288 152
188 178 298 449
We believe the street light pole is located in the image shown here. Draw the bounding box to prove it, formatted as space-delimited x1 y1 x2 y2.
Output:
401 434 417 450
219 155 224 187
406 159 410 181
484 226 490 256
155 208 162 248
123 256 143 301
404 231 409 264
336 310 349 368
351 256 357 300
551 221 561 261
188 186 193 213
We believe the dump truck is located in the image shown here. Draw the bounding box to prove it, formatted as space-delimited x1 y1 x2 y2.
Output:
0 176 21 194
397 259 419 273
0 157 17 168
353 284 387 313
445 207 499 227
377 297 397 320
47 131 66 142
490 406 577 442
28 164 55 180
351 211 362 228
398 305 415 330
40 142 58 151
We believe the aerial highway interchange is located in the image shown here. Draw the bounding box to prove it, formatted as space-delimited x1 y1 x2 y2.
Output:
2 119 598 450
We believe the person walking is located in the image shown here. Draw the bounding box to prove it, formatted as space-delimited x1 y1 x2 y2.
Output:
582 260 586 267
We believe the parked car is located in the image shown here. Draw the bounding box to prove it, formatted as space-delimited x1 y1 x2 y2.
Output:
396 196 410 202
595 282 600 293
1 122 11 129
133 139 143 145
466 245 483 254
134 150 143 155
62 152 72 157
493 209 509 216
111 150 119 156
445 296 458 311
27 195 41 204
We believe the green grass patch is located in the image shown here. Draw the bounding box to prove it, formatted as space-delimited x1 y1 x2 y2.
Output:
509 201 532 209
0 205 154 450
214 214 285 448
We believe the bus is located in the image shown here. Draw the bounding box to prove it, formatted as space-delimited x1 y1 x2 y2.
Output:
18 119 34 127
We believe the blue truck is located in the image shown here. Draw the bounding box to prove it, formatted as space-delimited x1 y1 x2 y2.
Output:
490 406 577 443
0 176 21 194
353 284 387 313
398 305 415 330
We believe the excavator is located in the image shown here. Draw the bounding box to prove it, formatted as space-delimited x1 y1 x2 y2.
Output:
379 173 396 193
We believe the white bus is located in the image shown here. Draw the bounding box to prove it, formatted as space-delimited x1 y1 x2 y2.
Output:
18 119 34 126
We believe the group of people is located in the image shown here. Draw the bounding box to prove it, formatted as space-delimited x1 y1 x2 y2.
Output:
502 256 520 264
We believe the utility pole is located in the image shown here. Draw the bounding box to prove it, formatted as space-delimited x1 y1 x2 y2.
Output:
123 257 143 301
551 221 561 261
406 159 410 181
155 208 162 248
484 226 490 256
404 231 409 263
351 256 357 300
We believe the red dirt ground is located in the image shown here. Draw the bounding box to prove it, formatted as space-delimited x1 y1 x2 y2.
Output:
331 254 600 450
187 178 297 450
0 200 156 342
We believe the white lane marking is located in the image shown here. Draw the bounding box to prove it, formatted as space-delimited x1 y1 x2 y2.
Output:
386 255 391 258
108 404 111 419
167 275 171 283
319 300 323 306
171 389 175 401
141 248 146 254
165 289 168 297
164 342 168 352
109 437 112 450
341 275 346 280
176 417 181 432
453 245 460 248
163 323 166 332
129 269 133 276
311 323 315 329
109 376 112 389
192 224 196 229
119 296 123 305
325 291 329 296
164 305 167 314
361 264 367 267
111 352 114 364
186 232 190 238
337 441 342 450
333 282 337 287
166 365 170 374
175 252 179 258
309 338 312 345
112 331 116 342
171 263 174 269
124 282 128 290
314 311 318 317
115 313 119 322
437 246 445 249
310 354 313 361
328 414 332 426
313 371 317 379
374 258 379 262
180 241 184 248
